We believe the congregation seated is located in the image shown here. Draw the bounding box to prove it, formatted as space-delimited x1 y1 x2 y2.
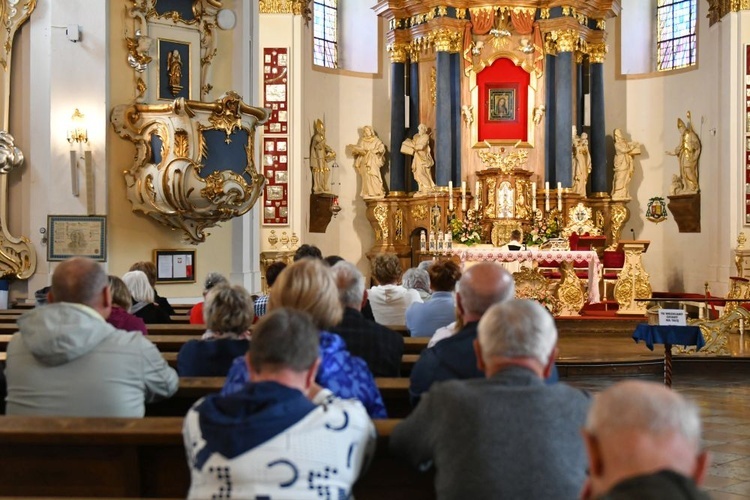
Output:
123 270 172 324
253 260 286 320
6 257 178 417
129 260 176 315
391 299 591 499
368 253 422 326
222 258 387 418
177 284 252 377
106 275 147 335
329 260 404 377
402 266 432 301
189 272 229 325
183 308 375 499
582 380 710 499
406 259 461 337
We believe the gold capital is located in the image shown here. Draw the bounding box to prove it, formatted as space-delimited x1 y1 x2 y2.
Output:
588 43 607 64
388 43 409 63
549 29 579 53
433 28 462 53
259 0 310 16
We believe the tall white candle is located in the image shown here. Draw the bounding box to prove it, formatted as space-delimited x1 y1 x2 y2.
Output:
545 182 550 212
531 182 537 212
461 181 466 210
474 181 480 210
557 182 563 212
462 196 467 212
448 181 453 211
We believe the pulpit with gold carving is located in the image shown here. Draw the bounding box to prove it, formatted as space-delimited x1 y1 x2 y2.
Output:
614 240 652 315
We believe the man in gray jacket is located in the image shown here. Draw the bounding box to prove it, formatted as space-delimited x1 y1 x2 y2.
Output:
391 299 590 499
6 257 178 417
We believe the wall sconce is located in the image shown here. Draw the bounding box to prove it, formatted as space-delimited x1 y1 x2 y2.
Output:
67 108 94 213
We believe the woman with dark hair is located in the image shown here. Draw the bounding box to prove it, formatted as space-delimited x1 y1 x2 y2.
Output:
405 259 462 337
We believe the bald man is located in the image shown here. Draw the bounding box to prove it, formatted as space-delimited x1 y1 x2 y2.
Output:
6 257 178 417
408 262 516 405
582 381 710 499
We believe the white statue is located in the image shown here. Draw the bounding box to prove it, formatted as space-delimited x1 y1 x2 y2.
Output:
572 128 591 197
309 119 336 194
611 129 641 201
461 105 474 127
667 111 701 195
349 126 385 199
401 123 435 195
532 105 545 125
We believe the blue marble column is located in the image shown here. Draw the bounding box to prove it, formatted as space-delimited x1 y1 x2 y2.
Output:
435 51 452 186
554 50 573 188
450 53 461 185
409 58 420 192
390 55 407 193
545 54 556 185
590 59 607 194
576 58 584 133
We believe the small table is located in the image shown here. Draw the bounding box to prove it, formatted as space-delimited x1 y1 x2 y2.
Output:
632 324 705 387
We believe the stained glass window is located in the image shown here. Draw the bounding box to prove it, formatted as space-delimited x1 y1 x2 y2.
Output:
656 0 697 71
313 0 338 68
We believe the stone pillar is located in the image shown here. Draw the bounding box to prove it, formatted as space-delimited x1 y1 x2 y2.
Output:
589 44 608 194
554 32 576 189
435 50 452 187
389 43 408 193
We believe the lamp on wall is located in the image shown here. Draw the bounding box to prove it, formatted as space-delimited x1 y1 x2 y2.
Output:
67 108 94 213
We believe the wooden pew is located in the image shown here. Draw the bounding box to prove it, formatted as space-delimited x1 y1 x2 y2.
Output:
403 336 429 354
0 416 433 499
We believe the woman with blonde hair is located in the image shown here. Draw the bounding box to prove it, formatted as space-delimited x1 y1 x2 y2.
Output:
222 258 386 418
368 253 422 326
106 275 148 335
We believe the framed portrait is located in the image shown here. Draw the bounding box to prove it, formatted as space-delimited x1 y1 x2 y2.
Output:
488 88 516 122
47 215 107 262
154 249 195 284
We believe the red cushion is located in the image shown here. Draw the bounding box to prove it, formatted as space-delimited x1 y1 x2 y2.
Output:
603 251 625 268
568 233 580 251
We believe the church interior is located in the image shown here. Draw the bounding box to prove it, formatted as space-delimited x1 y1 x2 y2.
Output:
3 0 750 497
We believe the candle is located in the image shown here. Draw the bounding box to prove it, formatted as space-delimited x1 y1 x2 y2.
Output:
461 181 466 211
448 181 453 211
462 196 467 212
545 182 550 212
531 182 537 212
557 183 562 212
475 181 480 210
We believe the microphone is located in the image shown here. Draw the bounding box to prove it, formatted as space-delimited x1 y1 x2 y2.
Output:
630 228 636 240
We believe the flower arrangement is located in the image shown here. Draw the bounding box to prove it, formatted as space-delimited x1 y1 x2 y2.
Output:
524 213 561 246
450 208 483 246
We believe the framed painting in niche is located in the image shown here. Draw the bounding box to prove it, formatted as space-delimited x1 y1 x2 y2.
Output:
488 88 516 122
146 24 200 102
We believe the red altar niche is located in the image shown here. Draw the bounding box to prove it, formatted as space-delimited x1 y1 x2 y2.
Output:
477 58 530 143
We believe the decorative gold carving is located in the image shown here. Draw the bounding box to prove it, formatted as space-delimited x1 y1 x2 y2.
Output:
515 179 529 220
456 8 467 19
546 29 580 54
739 232 747 249
388 43 409 64
562 203 601 238
513 267 558 315
374 205 389 241
596 19 606 30
136 77 147 99
562 6 571 16
477 148 528 174
0 0 35 71
588 43 607 64
411 204 428 221
394 207 404 241
259 0 312 20
436 6 448 17
110 93 269 243
126 32 152 72
433 28 463 53
707 0 750 26
681 308 749 355
607 204 629 251
430 66 437 105
167 49 183 96
540 8 550 19
491 219 522 247
614 243 652 315
556 262 585 316
485 177 497 218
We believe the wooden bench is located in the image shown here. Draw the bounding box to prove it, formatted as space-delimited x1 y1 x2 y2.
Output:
0 416 433 499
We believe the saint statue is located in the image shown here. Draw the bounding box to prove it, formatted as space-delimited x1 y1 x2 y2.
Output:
571 129 591 197
667 111 701 195
167 49 183 96
349 126 386 199
401 123 435 195
309 119 336 194
611 129 641 201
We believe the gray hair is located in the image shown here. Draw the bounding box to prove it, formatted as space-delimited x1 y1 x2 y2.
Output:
122 270 155 304
203 272 228 292
458 262 515 317
477 299 557 366
204 284 255 336
585 380 702 451
250 308 320 372
402 268 430 293
51 257 108 307
331 261 365 308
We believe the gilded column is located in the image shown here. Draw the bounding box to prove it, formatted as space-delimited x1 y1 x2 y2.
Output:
554 30 577 189
434 29 459 187
389 43 408 193
589 43 608 194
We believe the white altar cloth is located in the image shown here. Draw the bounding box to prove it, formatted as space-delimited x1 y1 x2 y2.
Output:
456 248 602 303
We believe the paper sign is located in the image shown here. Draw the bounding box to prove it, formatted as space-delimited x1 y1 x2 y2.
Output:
658 309 687 326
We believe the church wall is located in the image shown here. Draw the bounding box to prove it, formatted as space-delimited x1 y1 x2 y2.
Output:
604 11 728 294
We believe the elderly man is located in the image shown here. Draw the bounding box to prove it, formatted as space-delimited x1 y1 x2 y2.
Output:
582 381 710 499
330 260 404 376
408 262 515 404
5 257 178 417
184 308 376 498
391 299 590 499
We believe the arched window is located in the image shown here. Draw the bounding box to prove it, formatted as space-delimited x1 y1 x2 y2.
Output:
656 0 697 71
313 0 338 68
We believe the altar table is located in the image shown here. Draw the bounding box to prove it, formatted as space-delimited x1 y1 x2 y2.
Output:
456 249 602 304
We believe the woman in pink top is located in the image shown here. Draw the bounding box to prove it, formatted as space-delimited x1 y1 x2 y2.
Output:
106 275 147 335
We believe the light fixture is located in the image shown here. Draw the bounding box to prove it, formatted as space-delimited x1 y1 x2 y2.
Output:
330 196 342 217
67 108 88 144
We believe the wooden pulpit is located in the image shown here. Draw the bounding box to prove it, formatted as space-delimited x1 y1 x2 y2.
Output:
614 240 652 316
